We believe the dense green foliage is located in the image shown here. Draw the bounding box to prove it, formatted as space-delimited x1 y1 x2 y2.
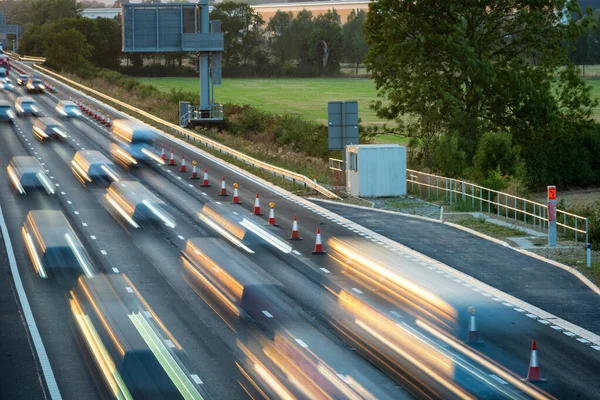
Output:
212 3 348 77
16 0 121 75
364 0 600 189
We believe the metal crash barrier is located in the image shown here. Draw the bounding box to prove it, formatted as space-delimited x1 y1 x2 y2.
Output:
18 61 338 199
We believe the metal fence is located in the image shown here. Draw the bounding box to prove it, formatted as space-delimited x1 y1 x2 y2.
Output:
406 169 589 243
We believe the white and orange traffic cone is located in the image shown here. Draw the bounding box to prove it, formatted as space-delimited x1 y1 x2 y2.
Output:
160 145 166 160
100 114 105 124
526 340 547 382
105 116 111 127
466 306 484 346
218 177 228 196
289 216 302 240
168 150 176 166
201 168 210 187
190 161 199 179
179 156 187 172
312 228 326 254
253 193 262 215
267 202 278 226
231 183 242 204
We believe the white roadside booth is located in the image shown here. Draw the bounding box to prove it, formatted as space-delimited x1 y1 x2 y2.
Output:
345 144 407 197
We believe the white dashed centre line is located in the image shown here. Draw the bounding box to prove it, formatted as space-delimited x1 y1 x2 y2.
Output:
74 211 79 215
292 250 301 255
82 223 87 227
295 339 309 348
100 250 107 255
352 288 363 294
177 235 185 240
112 268 119 273
125 287 134 293
191 375 203 385
320 267 330 274
67 201 72 205
262 310 273 318
90 235 97 240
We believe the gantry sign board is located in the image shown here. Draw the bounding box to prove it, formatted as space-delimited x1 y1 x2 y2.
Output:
0 13 21 37
328 101 359 150
121 3 223 53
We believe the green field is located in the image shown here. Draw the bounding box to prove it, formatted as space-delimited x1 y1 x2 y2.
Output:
139 76 600 140
139 77 384 124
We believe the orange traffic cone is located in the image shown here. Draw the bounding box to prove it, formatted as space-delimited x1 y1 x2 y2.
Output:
526 340 547 382
466 307 484 346
289 216 302 240
201 168 210 187
190 161 199 179
267 202 278 226
168 150 176 166
218 177 228 196
253 193 262 215
231 183 242 204
179 156 187 172
312 228 325 254
160 145 166 160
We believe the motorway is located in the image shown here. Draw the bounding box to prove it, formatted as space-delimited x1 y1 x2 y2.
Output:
0 62 599 399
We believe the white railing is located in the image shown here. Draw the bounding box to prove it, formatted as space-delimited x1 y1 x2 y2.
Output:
407 169 589 243
24 62 339 199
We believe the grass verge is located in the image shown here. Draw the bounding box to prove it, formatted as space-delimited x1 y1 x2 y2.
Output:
453 216 527 239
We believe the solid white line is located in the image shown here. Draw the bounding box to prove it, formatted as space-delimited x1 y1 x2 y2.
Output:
0 205 62 399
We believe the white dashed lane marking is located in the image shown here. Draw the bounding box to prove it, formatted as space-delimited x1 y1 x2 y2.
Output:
101 250 107 255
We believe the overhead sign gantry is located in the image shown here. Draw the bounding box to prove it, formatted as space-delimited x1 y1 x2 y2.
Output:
121 1 224 126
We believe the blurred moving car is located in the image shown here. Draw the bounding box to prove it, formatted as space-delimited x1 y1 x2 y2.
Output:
7 156 55 195
55 100 82 118
1 77 14 92
105 180 176 229
0 67 7 79
110 119 164 167
69 274 205 399
0 99 15 123
16 74 28 86
71 150 120 184
25 77 45 94
15 96 40 116
22 210 94 280
32 117 68 141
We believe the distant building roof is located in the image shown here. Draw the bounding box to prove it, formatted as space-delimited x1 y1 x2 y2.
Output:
80 1 371 22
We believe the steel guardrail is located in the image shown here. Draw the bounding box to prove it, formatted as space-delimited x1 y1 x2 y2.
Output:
406 169 589 242
21 62 339 199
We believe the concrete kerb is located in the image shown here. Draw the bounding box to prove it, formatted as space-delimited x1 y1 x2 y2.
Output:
28 61 600 347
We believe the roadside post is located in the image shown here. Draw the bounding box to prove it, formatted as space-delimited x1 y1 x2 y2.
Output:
587 243 591 268
547 186 557 247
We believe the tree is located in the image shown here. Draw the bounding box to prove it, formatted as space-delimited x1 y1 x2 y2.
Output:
288 9 314 64
305 10 342 72
210 1 264 66
342 10 368 74
45 28 92 73
364 0 598 185
266 10 294 64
